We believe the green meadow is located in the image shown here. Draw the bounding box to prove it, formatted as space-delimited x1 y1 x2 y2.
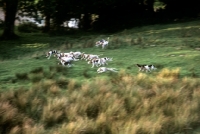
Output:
0 20 200 134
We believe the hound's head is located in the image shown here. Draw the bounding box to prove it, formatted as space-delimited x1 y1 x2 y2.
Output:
104 57 112 61
81 52 85 56
108 57 113 61
69 51 74 55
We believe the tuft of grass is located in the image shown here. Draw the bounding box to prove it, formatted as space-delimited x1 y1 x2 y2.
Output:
57 119 96 134
67 79 78 91
157 68 180 80
42 97 69 127
56 76 69 89
21 124 45 134
47 85 61 96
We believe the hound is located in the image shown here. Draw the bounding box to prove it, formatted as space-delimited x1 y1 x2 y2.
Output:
46 50 58 59
136 64 157 72
87 54 102 61
58 57 78 67
58 56 79 62
96 37 110 49
81 53 102 61
88 57 113 68
69 51 82 59
58 59 73 67
55 52 73 59
97 67 118 73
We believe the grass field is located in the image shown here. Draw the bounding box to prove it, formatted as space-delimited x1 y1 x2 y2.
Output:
0 20 200 89
0 20 200 134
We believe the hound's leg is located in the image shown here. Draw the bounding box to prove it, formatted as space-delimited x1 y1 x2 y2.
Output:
47 54 51 59
91 63 95 68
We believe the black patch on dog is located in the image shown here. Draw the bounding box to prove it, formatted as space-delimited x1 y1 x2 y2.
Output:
148 65 153 67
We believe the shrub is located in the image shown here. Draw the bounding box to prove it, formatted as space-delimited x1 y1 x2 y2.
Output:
56 76 69 89
30 67 43 74
17 22 40 33
15 72 28 80
28 73 44 83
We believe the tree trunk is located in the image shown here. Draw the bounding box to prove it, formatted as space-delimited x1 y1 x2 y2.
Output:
0 0 19 40
79 13 92 30
43 14 50 32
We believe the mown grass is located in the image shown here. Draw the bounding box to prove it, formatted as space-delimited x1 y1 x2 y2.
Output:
0 19 200 134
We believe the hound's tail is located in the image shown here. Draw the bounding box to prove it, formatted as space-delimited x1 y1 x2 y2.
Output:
136 64 142 67
107 37 110 42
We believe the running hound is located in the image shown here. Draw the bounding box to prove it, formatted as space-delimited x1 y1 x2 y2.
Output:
97 67 118 73
95 37 110 49
58 59 73 67
55 52 73 59
46 50 58 59
69 51 82 59
81 53 102 61
136 64 157 72
58 57 79 67
88 57 113 68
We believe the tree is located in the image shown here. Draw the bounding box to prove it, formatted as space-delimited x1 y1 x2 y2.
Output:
34 0 56 32
30 0 74 32
0 0 19 40
159 0 200 19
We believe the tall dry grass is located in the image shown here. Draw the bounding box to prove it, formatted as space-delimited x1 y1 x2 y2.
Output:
1 68 200 134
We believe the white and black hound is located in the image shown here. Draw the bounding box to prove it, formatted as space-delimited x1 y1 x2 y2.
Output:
58 57 78 67
95 37 109 49
46 50 58 59
136 64 157 72
88 57 113 68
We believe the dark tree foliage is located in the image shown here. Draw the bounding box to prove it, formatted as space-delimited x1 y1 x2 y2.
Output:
159 0 200 18
90 0 156 31
35 0 56 32
0 0 200 39
19 0 77 32
51 0 73 29
17 0 56 32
